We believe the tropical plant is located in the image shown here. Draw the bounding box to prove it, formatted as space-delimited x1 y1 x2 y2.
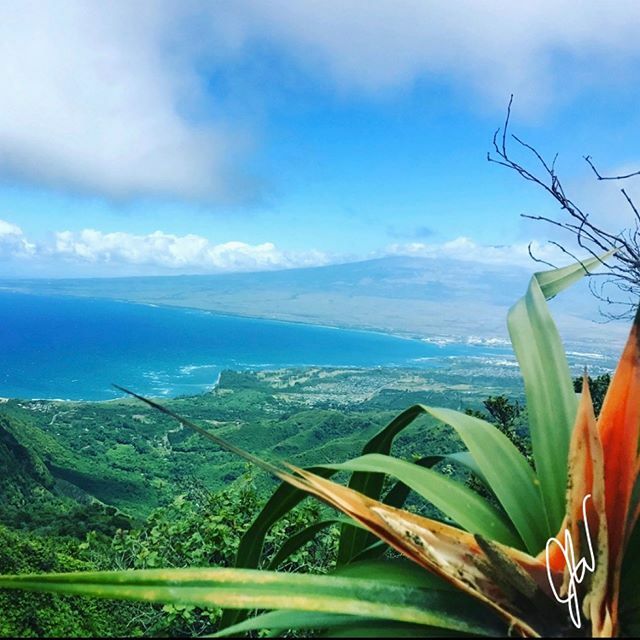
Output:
465 394 531 461
73 474 338 637
1 254 639 638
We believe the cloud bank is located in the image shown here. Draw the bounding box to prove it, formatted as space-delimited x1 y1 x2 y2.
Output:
387 236 569 269
0 219 35 258
232 0 640 106
51 229 327 272
2 1 640 200
0 219 327 274
0 1 241 201
1 218 573 276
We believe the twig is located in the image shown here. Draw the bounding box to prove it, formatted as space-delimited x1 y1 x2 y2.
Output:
488 98 640 318
584 155 640 181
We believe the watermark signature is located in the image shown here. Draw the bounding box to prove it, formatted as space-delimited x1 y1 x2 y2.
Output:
545 494 596 629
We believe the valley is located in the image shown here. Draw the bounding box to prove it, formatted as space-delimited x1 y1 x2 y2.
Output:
0 365 524 525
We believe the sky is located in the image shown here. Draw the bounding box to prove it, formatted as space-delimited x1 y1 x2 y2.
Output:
2 0 640 277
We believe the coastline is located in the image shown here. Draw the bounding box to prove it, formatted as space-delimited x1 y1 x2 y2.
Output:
1 290 506 403
8 287 605 351
0 288 619 404
0 286 459 345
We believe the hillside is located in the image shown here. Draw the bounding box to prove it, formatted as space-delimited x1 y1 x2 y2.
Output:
0 364 612 637
0 409 136 535
0 365 520 525
0 413 60 523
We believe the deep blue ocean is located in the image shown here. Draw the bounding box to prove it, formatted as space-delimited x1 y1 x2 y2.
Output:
0 291 512 400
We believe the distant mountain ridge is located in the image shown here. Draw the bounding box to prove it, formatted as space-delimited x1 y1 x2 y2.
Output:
0 255 628 348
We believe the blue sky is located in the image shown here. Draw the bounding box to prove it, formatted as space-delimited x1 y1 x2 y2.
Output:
2 1 640 277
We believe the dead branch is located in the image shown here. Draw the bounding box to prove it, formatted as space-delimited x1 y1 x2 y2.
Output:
488 96 640 319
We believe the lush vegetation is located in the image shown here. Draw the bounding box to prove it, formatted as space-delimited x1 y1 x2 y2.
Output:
1 366 516 637
1 259 632 637
0 474 337 637
1 364 526 527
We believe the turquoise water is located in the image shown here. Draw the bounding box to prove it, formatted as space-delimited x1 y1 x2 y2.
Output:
0 292 511 400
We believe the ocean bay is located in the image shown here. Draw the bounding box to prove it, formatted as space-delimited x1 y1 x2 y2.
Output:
0 291 510 401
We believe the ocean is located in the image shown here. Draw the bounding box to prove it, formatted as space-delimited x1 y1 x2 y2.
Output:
0 292 611 401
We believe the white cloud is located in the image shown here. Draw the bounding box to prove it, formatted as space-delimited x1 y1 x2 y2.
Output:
2 1 640 201
228 0 640 111
0 218 599 275
387 236 571 268
0 219 35 258
0 216 606 279
0 1 247 201
46 227 328 273
0 218 329 274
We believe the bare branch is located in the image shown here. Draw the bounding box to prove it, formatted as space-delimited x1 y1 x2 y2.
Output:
527 241 557 269
584 155 640 181
621 188 640 226
489 98 640 319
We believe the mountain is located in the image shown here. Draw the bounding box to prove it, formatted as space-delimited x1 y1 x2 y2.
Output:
0 255 628 348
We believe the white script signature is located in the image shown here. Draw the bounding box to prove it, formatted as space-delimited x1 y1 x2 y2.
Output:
545 494 596 629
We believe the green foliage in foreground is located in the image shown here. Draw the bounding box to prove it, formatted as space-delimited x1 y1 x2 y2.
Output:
0 256 622 637
0 525 135 638
0 472 338 638
0 375 614 636
0 368 613 637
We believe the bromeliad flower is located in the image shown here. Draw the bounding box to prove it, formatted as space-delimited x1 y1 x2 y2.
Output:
267 301 640 637
1 255 638 638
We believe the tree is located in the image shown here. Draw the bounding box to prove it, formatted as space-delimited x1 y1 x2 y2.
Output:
488 95 640 319
465 394 531 461
573 372 611 416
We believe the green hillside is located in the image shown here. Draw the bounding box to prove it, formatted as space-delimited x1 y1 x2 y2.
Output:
0 365 530 637
1 366 510 522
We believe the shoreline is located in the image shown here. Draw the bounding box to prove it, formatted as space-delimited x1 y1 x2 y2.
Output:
0 289 618 405
0 286 474 345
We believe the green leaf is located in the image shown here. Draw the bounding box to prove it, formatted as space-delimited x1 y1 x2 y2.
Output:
217 612 473 638
350 540 389 563
323 620 476 637
0 568 503 637
217 561 477 638
214 611 378 638
418 406 547 553
380 456 444 509
507 254 609 532
339 406 428 565
266 519 355 570
320 453 523 548
445 451 488 486
332 558 454 590
534 250 615 299
221 466 336 629
216 559 496 637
